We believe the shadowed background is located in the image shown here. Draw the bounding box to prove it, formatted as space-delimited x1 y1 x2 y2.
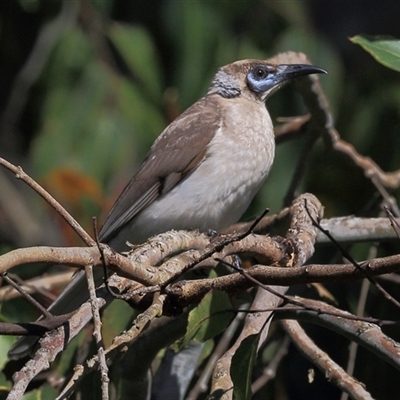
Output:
1 1 400 399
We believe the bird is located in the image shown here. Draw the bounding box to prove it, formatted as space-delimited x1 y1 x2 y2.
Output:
8 59 326 358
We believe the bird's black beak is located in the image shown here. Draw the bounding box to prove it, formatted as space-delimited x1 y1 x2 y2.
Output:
247 63 326 98
265 64 327 94
275 64 327 82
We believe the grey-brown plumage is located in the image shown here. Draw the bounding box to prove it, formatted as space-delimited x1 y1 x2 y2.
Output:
100 60 325 248
9 59 326 358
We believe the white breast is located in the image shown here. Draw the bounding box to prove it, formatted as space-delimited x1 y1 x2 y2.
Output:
110 97 275 248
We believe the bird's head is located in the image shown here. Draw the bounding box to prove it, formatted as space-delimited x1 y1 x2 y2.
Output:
209 59 326 101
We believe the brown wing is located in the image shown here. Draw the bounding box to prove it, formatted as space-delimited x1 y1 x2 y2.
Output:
99 95 222 243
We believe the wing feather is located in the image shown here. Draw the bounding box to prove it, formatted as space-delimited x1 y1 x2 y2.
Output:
99 95 222 242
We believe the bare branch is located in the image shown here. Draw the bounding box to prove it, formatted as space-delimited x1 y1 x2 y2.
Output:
0 271 72 301
85 264 109 400
282 319 374 400
0 156 95 247
278 297 400 371
251 335 290 393
57 293 167 400
210 190 322 399
186 305 250 400
231 214 400 244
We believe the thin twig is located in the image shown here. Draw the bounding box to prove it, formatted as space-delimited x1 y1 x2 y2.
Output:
159 208 270 287
306 203 400 309
186 304 250 400
2 273 53 318
283 127 319 207
282 319 374 400
251 335 290 393
216 258 289 304
85 264 109 400
215 261 400 328
93 216 123 300
278 297 400 372
384 206 400 240
57 293 167 399
0 271 70 301
0 157 95 246
341 244 376 400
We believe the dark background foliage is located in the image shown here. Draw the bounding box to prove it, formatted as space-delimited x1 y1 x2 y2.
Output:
1 1 400 399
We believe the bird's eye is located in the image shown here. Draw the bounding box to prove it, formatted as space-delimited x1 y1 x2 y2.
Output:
253 67 268 80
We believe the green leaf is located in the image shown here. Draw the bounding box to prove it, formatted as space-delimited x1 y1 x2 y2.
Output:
0 371 11 398
0 335 15 370
164 1 223 106
350 35 400 72
20 384 58 400
173 290 234 351
18 0 39 13
108 23 163 103
55 329 87 377
231 334 259 400
102 300 135 347
117 74 166 150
